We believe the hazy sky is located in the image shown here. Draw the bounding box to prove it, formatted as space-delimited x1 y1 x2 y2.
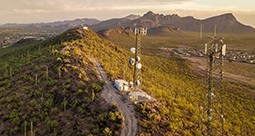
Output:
0 0 255 27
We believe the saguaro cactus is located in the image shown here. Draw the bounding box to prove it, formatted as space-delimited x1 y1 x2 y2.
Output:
45 66 49 80
35 74 38 86
24 121 27 136
92 89 95 102
30 122 33 136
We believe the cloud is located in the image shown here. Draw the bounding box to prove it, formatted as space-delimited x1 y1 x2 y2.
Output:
0 0 191 10
0 0 193 18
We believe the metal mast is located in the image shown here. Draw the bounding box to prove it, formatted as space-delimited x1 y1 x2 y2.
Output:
202 36 227 136
134 28 147 88
129 28 147 89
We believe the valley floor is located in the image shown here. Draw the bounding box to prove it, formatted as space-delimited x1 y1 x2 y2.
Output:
183 56 255 87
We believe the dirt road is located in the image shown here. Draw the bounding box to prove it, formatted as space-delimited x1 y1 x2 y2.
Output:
94 60 137 136
183 56 255 86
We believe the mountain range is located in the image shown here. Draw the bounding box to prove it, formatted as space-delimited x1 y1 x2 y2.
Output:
92 11 255 34
0 18 100 32
1 11 255 34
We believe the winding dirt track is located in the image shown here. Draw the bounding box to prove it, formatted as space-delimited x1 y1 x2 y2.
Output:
183 56 255 86
94 60 137 136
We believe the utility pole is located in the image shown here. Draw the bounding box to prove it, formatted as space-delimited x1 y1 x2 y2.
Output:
214 24 217 37
129 28 147 89
200 24 203 39
201 36 227 136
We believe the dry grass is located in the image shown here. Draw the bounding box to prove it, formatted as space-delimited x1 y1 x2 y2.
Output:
224 61 255 79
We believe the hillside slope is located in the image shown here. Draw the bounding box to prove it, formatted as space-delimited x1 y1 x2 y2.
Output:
0 28 123 135
94 30 255 135
1 28 255 135
91 18 133 32
67 28 255 135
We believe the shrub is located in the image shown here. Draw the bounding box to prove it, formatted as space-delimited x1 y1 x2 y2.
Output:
103 127 113 136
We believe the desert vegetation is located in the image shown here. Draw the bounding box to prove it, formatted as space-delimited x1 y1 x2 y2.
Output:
1 27 255 136
99 29 255 135
0 29 122 135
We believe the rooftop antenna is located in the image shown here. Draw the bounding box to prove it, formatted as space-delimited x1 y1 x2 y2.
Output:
128 28 147 89
200 36 227 136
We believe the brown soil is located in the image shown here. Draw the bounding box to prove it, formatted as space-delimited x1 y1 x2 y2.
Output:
183 56 255 86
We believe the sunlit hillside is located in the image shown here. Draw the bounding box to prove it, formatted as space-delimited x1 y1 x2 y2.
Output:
0 27 255 136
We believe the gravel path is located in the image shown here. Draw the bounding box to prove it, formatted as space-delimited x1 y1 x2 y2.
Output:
94 60 137 136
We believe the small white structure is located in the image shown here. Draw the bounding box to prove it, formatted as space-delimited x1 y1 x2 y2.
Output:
114 79 129 91
128 90 152 101
80 20 88 30
222 44 227 56
83 26 88 30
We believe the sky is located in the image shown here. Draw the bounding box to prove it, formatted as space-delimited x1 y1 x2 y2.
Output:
0 0 255 27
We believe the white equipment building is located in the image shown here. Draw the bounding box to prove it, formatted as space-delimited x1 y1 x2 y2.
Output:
114 79 129 91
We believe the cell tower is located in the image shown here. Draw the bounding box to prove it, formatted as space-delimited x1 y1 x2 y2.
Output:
80 19 88 30
129 28 147 89
200 36 227 136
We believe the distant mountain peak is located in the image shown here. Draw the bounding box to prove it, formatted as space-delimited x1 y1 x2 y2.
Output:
146 11 155 15
124 14 141 20
221 13 237 21
222 13 234 16
144 11 157 17
171 14 180 17
207 13 237 21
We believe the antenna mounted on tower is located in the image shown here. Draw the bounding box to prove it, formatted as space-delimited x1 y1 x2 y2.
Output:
200 36 227 136
129 27 147 89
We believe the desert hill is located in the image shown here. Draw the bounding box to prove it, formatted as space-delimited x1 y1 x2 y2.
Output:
0 27 255 135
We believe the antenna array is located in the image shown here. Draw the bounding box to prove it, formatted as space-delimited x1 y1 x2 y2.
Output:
200 36 227 136
129 28 147 89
